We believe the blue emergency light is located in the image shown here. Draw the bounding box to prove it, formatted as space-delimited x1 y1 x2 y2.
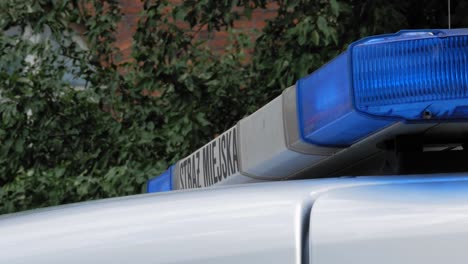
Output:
147 166 173 193
298 29 468 147
148 29 468 193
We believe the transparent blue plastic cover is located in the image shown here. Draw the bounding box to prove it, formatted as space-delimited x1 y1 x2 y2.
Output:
297 29 468 147
352 29 468 120
297 53 393 146
147 166 173 193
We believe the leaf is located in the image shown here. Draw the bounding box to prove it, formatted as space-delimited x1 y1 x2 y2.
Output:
195 112 210 127
298 27 306 46
311 30 320 45
17 77 33 86
330 0 340 17
173 7 186 21
317 16 328 34
14 139 24 153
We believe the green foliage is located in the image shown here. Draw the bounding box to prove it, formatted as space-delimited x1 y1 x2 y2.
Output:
1 0 467 214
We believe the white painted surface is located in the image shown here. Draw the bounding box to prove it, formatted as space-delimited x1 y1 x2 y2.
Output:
239 95 325 179
174 126 240 189
0 180 316 264
310 179 468 264
2 175 468 263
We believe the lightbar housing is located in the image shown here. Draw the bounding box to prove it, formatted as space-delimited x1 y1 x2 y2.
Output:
148 29 468 193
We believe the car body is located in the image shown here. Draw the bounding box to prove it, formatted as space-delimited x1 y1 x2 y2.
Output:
2 174 468 263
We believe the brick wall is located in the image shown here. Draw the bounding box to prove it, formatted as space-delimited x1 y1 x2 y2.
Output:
116 0 278 61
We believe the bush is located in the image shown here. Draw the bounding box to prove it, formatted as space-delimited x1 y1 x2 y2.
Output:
1 0 467 214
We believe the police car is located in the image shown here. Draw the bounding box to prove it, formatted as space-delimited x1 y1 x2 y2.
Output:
2 29 468 264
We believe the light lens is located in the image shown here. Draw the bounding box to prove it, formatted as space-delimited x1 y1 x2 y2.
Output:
147 166 173 193
297 52 393 147
352 30 468 120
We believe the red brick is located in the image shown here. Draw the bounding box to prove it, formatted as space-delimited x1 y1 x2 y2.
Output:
260 10 278 20
175 20 191 30
142 89 163 97
266 1 279 10
254 19 267 29
119 4 143 14
196 30 213 41
210 38 228 48
233 19 254 29
213 31 229 38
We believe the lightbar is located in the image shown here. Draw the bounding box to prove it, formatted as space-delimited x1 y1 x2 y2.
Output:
148 29 468 193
